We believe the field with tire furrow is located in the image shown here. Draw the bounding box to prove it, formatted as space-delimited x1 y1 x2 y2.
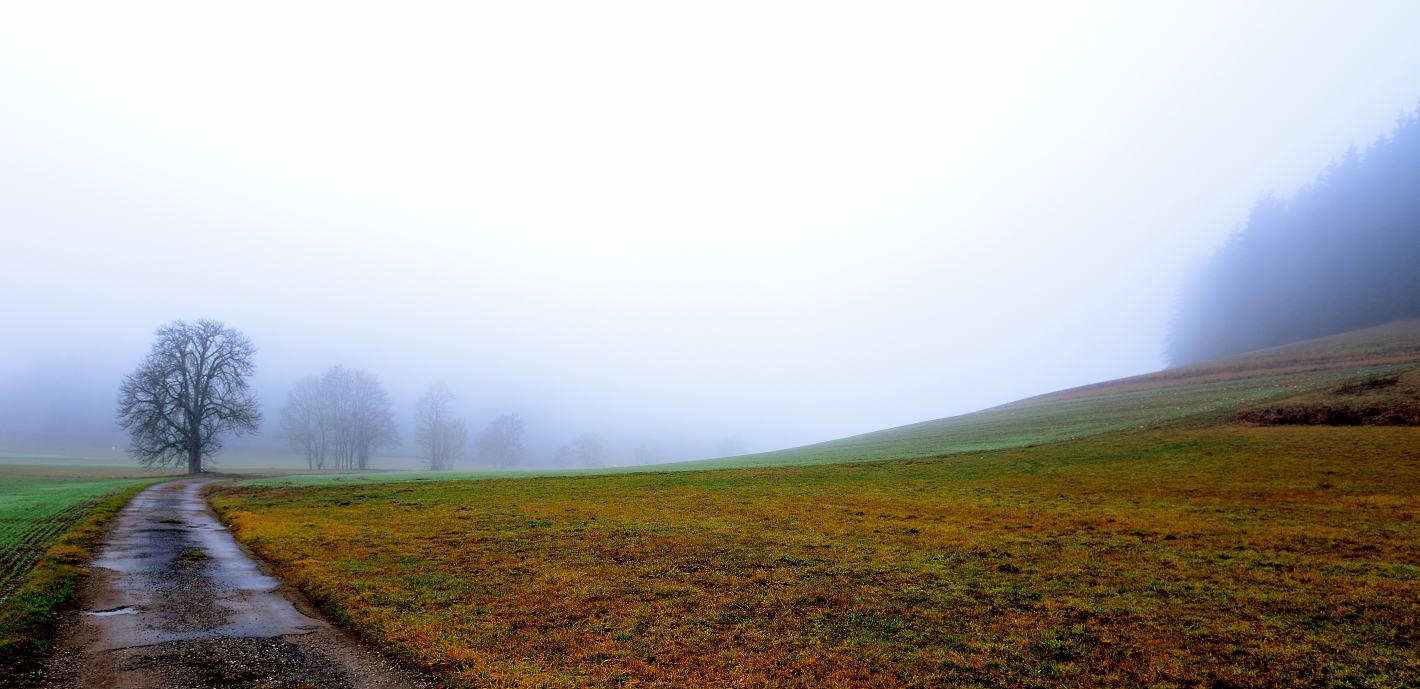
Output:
0 476 149 599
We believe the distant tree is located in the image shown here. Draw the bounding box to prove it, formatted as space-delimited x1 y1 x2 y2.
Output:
631 444 656 466
414 382 467 470
277 366 399 471
336 368 400 470
716 435 747 457
276 375 329 470
555 432 605 469
553 445 577 469
473 413 525 470
117 320 261 475
579 432 605 468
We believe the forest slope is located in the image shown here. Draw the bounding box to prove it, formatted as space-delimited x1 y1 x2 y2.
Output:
1170 109 1420 364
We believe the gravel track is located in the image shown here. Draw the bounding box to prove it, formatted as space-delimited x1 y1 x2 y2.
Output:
40 479 437 689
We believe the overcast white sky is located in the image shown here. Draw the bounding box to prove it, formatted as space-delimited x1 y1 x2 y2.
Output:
3 2 1420 461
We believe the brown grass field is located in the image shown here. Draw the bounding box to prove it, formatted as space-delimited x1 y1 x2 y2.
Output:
1010 318 1420 406
1235 367 1420 426
211 425 1420 688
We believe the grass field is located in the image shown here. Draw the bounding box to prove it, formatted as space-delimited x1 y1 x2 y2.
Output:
687 364 1413 469
0 475 161 600
232 363 1413 491
0 482 157 683
7 322 1417 685
212 425 1420 688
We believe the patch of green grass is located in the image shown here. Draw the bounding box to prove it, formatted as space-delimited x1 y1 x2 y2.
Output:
1236 367 1420 426
0 476 157 600
0 481 158 684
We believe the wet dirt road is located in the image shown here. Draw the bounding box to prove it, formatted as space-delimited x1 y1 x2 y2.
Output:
41 479 434 689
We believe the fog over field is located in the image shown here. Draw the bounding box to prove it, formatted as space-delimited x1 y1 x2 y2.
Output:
4 2 1420 465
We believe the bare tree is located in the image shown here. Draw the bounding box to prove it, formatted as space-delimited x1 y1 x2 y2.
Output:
414 382 467 470
577 433 605 468
278 366 398 471
339 368 400 470
276 375 330 469
631 444 656 466
553 445 577 469
326 367 400 470
473 413 525 470
716 435 747 458
117 320 261 474
555 432 604 469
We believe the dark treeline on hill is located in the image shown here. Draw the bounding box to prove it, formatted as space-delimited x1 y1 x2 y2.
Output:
1170 107 1420 366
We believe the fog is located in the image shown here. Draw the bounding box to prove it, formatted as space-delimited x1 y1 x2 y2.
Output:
1171 111 1420 365
4 3 1420 465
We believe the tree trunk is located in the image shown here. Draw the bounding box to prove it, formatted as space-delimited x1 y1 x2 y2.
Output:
188 437 202 475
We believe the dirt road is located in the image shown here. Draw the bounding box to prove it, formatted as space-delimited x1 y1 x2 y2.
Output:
41 479 434 689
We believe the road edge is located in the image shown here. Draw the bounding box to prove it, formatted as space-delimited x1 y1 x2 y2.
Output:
200 479 443 688
0 480 164 685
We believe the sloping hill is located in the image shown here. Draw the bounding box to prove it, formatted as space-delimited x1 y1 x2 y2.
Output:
242 319 1420 487
684 318 1420 469
1011 318 1420 406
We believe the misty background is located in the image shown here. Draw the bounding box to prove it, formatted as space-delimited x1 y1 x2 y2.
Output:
1170 111 1420 365
4 2 1420 466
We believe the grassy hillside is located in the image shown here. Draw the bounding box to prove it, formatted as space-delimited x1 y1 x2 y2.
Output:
1019 318 1420 406
234 319 1420 488
1236 366 1420 426
212 426 1420 688
683 318 1420 469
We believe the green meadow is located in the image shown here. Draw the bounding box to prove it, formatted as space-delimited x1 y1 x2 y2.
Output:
0 473 160 600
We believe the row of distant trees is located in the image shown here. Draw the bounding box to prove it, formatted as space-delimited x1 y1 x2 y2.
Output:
275 366 398 470
274 369 532 471
116 320 741 474
114 322 547 474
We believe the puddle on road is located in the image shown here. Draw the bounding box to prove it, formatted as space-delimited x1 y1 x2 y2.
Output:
84 606 139 617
